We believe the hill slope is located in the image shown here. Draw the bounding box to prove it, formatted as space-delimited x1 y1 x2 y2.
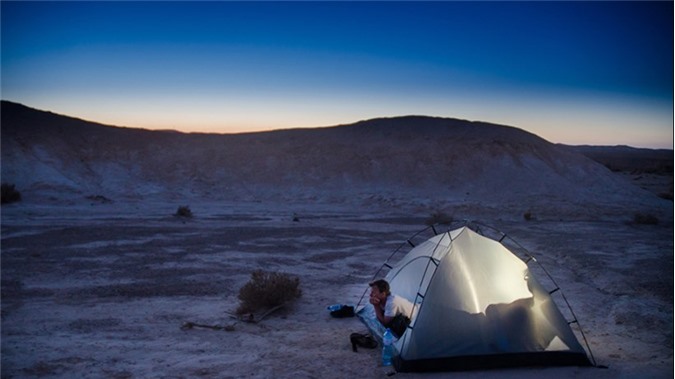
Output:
563 144 673 200
0 101 666 215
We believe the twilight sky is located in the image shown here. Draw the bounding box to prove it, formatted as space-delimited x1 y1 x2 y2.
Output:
2 1 673 148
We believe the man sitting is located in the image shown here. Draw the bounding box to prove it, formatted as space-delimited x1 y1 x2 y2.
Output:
369 279 414 337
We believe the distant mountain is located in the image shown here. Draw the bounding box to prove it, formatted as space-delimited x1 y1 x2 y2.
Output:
0 101 667 214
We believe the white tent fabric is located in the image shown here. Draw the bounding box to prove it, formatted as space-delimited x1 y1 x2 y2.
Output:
358 226 591 372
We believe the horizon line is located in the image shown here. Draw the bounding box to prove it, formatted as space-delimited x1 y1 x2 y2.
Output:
1 98 671 151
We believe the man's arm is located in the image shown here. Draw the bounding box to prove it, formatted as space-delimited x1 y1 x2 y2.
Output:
371 298 393 325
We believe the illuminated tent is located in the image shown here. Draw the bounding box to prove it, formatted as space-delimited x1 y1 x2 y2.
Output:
357 225 593 372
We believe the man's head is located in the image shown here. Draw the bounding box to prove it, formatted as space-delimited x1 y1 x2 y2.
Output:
369 279 390 301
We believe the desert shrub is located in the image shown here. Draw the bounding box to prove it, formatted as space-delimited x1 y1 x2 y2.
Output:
236 270 302 315
86 195 112 204
658 192 673 201
175 205 193 218
425 210 453 226
633 212 659 225
1 183 21 204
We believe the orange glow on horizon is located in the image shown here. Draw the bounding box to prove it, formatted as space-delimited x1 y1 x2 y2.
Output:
13 95 673 149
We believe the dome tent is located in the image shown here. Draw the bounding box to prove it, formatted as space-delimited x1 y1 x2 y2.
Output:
356 222 594 372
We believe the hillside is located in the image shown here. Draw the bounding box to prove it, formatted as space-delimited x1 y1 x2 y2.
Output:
563 144 673 200
1 101 668 216
565 145 672 174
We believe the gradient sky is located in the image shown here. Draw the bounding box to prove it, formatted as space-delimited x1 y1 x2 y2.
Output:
2 1 673 148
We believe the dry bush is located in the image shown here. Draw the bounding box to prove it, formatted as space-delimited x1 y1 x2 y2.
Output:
657 192 673 201
175 205 193 218
633 212 659 225
1 183 21 204
425 210 453 226
236 270 302 315
86 195 112 204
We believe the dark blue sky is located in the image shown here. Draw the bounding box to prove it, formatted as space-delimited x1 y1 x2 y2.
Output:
2 1 673 147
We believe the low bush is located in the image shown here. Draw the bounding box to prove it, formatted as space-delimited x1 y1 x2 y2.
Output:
633 212 659 225
175 205 193 218
425 210 453 226
236 270 302 315
1 183 21 204
86 195 112 204
657 192 673 201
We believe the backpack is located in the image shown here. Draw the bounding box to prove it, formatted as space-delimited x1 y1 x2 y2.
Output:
388 313 410 338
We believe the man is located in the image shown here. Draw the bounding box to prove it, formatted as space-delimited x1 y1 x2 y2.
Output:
369 279 414 337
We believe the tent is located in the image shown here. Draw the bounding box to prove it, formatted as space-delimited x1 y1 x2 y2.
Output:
357 223 594 372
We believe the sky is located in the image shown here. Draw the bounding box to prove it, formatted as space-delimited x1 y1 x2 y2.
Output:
2 1 673 148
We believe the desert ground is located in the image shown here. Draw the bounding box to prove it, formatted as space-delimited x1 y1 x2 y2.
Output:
1 195 672 379
1 102 672 378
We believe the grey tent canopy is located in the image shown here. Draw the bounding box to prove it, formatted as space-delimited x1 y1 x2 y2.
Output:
357 222 595 372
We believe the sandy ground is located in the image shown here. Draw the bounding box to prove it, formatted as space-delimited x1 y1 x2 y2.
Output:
1 198 672 378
